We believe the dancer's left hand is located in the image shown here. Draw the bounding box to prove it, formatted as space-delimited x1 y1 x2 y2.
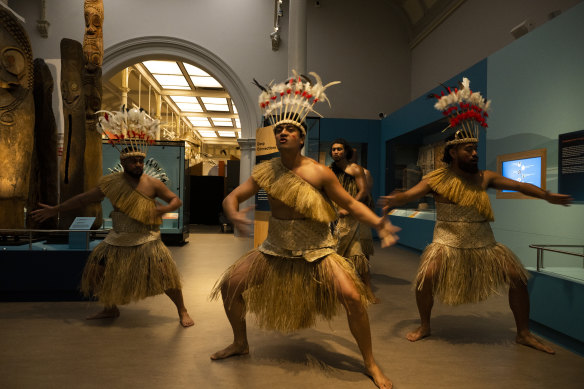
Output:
376 217 400 248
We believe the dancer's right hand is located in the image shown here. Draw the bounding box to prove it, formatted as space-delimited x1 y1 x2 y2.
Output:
230 205 254 236
30 203 58 223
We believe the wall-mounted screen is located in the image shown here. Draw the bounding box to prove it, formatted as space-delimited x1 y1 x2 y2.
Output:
496 148 546 199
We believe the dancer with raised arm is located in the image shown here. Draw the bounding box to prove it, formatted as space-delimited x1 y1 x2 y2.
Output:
380 78 572 353
31 108 194 327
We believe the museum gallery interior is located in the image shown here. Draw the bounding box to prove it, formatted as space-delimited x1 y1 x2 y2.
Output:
1 1 583 388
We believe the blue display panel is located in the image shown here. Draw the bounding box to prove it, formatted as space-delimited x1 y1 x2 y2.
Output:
101 141 186 234
501 156 542 192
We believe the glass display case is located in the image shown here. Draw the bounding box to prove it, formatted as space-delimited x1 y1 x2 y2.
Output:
385 118 450 218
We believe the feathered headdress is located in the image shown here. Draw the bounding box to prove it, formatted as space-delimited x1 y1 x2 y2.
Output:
254 70 340 133
96 106 160 159
431 77 490 145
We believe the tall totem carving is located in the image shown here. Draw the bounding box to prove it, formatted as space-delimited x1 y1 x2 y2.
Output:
82 0 104 228
29 58 59 229
0 9 35 229
59 38 86 229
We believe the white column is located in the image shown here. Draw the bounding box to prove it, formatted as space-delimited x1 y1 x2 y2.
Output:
237 137 256 235
121 67 130 108
288 0 307 75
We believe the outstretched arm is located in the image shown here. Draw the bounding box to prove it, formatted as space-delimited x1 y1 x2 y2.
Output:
322 168 400 247
485 171 573 205
30 187 105 223
378 180 433 213
222 177 260 235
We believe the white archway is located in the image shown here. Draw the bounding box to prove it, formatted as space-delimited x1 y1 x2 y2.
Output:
101 36 257 184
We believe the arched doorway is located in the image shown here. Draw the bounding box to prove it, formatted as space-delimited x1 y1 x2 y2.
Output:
101 36 257 186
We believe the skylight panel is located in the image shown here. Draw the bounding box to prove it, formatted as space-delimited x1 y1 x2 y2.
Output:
204 104 230 112
218 131 237 137
190 76 222 88
235 119 241 128
188 117 212 127
232 104 238 114
176 102 203 112
201 97 227 105
198 130 217 138
143 60 182 75
170 96 199 103
211 118 233 127
153 74 190 88
184 63 211 77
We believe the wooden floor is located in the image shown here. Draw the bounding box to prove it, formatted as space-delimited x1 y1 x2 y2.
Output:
1 225 583 389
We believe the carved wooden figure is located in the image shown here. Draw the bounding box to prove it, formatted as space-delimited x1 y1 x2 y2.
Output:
82 66 103 228
0 9 35 229
59 38 86 229
82 0 104 228
83 0 104 72
28 58 58 229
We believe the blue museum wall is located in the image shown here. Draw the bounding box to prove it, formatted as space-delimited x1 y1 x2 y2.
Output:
486 2 584 269
319 118 382 201
378 60 488 197
376 60 487 251
373 2 584 346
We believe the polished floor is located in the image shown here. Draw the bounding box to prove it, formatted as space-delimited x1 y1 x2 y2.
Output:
1 225 583 389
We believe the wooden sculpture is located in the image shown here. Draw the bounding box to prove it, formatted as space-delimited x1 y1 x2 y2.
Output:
28 58 59 229
59 38 86 229
0 9 35 229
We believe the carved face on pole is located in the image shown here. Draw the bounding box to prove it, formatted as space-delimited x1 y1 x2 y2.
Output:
83 0 104 71
0 9 34 228
0 45 32 126
60 45 83 110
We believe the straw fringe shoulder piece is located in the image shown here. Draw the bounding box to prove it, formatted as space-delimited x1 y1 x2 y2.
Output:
81 173 181 306
98 172 162 226
424 167 494 221
252 158 336 223
211 161 373 332
416 169 528 306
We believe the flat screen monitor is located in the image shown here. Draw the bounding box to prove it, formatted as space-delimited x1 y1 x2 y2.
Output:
496 148 546 199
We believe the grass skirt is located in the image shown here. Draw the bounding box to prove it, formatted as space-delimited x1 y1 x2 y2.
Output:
416 242 528 305
359 225 375 258
335 215 370 277
211 249 373 332
81 239 182 306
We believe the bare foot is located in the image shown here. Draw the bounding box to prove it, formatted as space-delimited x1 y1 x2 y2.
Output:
179 311 194 327
516 332 555 354
365 363 393 389
210 342 249 360
406 325 430 342
86 306 120 320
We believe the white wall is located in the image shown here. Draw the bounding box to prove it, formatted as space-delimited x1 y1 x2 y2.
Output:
12 0 410 123
410 0 582 100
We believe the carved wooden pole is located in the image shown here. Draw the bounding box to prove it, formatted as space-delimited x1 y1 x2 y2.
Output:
29 59 59 229
59 38 86 229
82 0 104 228
0 10 35 229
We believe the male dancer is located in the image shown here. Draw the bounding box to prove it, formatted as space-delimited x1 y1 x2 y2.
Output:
380 79 571 353
330 139 376 299
31 109 194 327
211 72 399 389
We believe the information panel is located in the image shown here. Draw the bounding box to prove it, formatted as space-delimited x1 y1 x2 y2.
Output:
559 129 584 202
